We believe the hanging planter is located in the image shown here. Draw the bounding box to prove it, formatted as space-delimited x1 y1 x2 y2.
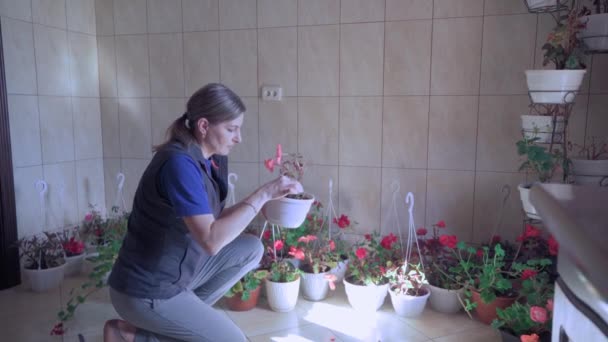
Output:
22 263 66 292
428 284 464 314
525 70 586 104
262 193 315 228
521 115 565 143
518 184 541 220
343 278 389 312
570 159 608 186
299 267 331 302
579 13 608 52
389 286 431 318
64 253 86 277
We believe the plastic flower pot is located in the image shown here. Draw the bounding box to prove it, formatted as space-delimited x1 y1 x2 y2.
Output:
300 270 331 302
525 70 586 104
471 290 517 325
518 184 541 220
265 277 300 312
428 284 464 314
343 278 389 312
389 286 431 318
64 253 86 276
22 263 66 292
224 284 262 312
262 194 315 228
521 115 565 144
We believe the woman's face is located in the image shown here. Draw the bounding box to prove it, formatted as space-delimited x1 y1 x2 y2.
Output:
202 114 243 156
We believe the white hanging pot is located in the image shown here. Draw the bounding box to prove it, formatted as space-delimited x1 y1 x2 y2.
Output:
265 277 300 312
579 14 608 52
389 286 431 318
525 0 558 10
262 193 315 228
22 263 66 292
521 115 565 143
64 253 86 276
570 159 608 186
343 278 389 312
300 270 330 301
329 257 349 283
518 184 541 220
428 284 464 314
525 70 586 104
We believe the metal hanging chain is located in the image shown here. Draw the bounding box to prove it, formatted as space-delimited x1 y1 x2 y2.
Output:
404 192 424 271
323 178 339 241
488 185 512 246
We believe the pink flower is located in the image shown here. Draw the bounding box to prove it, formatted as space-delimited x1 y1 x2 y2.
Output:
530 306 548 324
329 240 335 251
436 220 446 228
416 227 428 236
50 322 65 336
263 230 271 240
325 274 337 290
364 234 371 241
439 235 458 249
264 158 275 172
521 269 538 280
333 214 351 229
298 235 317 244
355 248 367 260
276 144 282 164
546 299 554 312
85 213 93 222
520 334 539 342
288 246 305 260
274 240 284 251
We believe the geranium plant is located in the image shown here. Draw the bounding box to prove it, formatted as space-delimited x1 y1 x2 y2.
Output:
79 206 108 246
542 9 587 70
416 220 464 290
516 136 564 183
346 232 401 286
49 227 85 257
224 269 269 301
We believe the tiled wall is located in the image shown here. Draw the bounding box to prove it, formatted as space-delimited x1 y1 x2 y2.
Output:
1 0 104 237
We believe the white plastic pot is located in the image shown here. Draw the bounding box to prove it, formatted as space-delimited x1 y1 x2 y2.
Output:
265 277 300 312
343 278 389 312
525 70 586 104
22 263 66 292
389 287 431 318
570 159 608 186
518 184 541 220
262 194 315 228
64 253 86 276
579 14 608 51
428 284 464 314
300 271 330 301
521 115 565 143
526 0 557 10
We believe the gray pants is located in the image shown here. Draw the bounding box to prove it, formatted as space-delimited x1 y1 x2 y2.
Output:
109 234 264 342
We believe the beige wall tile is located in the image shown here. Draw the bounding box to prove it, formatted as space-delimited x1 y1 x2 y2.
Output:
67 0 96 34
229 162 260 203
476 95 529 172
385 0 432 21
34 25 71 96
43 161 79 228
119 98 152 159
259 97 298 160
380 168 426 236
382 96 429 169
590 55 608 93
298 25 339 96
302 164 339 209
95 0 114 35
258 27 297 97
384 20 432 96
75 159 106 219
220 29 257 97
230 97 259 162
338 166 382 234
298 0 339 25
39 96 75 163
258 0 297 28
98 36 117 97
426 169 475 241
219 0 256 30
32 0 66 29
340 0 385 23
103 158 121 211
121 158 150 211
428 96 478 170
298 97 339 165
147 0 182 33
1 18 37 95
431 17 483 95
13 166 43 237
586 95 608 139
0 0 32 21
101 98 120 158
434 0 483 18
340 22 384 96
149 33 185 97
534 13 553 70
183 0 218 32
484 0 528 15
184 31 220 96
115 35 150 97
481 14 536 95
73 97 103 160
69 32 100 97
340 97 382 166
150 98 184 146
8 95 41 167
473 172 525 244
113 0 147 35
568 97 589 148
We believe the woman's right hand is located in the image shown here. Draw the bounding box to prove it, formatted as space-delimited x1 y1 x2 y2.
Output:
261 176 303 201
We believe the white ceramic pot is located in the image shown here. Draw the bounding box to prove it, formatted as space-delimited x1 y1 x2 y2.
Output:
526 0 557 10
525 70 586 103
389 287 431 318
518 184 541 220
300 271 330 301
22 263 66 292
343 278 389 312
265 277 300 312
262 194 315 228
329 258 349 283
428 284 464 314
521 115 565 143
579 14 608 51
64 253 86 276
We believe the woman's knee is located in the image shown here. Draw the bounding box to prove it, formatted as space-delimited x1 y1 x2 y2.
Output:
235 233 264 263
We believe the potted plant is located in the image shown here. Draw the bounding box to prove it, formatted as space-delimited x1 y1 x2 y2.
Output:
524 0 568 12
79 205 109 250
261 144 314 228
50 227 86 276
223 269 269 311
265 257 301 312
416 220 466 314
568 137 608 186
525 9 587 104
385 262 430 318
521 106 566 144
579 0 608 52
328 213 356 282
289 234 338 301
17 233 66 292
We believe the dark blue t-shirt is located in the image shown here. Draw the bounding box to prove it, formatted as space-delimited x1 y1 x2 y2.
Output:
158 154 212 217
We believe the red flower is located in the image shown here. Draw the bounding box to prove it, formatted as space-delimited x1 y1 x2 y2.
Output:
274 240 284 251
263 230 271 240
521 269 538 280
329 240 335 251
380 233 398 250
50 322 65 335
439 235 458 249
548 235 559 256
364 234 371 241
530 306 548 323
333 214 351 229
416 227 428 236
546 299 554 312
63 237 85 256
476 249 484 258
379 266 386 274
84 213 93 222
436 220 446 228
288 246 305 260
298 235 317 244
518 224 542 242
263 158 275 172
491 235 501 244
355 248 367 260
520 334 540 342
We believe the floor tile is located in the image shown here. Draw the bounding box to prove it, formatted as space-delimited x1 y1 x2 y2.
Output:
249 323 343 342
398 308 485 338
432 326 500 342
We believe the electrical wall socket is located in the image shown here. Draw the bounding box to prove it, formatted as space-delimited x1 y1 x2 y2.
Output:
261 85 282 101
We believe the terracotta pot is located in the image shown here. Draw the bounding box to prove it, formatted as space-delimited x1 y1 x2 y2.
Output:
224 284 262 311
471 291 516 325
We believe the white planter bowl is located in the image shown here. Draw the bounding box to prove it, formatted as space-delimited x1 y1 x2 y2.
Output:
64 253 86 276
22 263 66 292
262 194 315 228
525 70 586 103
571 159 608 186
265 277 300 312
518 184 541 220
526 0 557 10
343 279 389 312
300 271 330 301
428 284 464 314
579 14 608 51
521 115 565 143
389 287 431 318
